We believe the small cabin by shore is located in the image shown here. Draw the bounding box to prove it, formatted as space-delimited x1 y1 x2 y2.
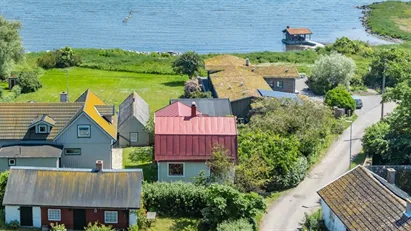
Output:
282 26 312 45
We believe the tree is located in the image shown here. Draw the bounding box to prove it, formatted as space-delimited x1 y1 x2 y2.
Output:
308 52 356 95
0 16 24 79
37 46 81 69
172 51 203 78
182 79 212 98
365 48 411 88
324 85 356 112
235 153 271 193
16 71 42 93
206 145 234 183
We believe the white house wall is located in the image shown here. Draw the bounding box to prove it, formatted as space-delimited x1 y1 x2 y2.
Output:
55 114 113 168
321 199 346 231
5 206 20 224
33 207 41 228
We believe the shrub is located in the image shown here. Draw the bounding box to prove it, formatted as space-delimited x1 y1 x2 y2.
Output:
329 37 373 57
331 118 346 134
184 79 201 97
128 147 153 163
324 86 356 112
128 224 139 231
302 209 325 231
270 156 308 190
37 46 81 69
7 220 19 230
206 145 234 183
11 85 21 97
143 182 207 217
37 52 57 69
50 223 67 231
362 121 390 159
0 171 8 207
16 71 42 93
201 184 266 228
235 153 271 193
216 219 253 231
85 222 114 231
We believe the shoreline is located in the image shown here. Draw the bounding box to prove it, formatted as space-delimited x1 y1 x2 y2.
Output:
357 2 404 44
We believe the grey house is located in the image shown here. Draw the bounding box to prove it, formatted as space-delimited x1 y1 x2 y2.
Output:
252 65 299 93
169 98 233 116
0 89 117 171
118 92 150 147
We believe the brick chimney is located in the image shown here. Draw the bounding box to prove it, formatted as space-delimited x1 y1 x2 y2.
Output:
404 199 411 218
95 160 103 171
191 102 197 117
386 168 396 184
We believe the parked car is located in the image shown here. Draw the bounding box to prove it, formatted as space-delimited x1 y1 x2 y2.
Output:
352 96 363 109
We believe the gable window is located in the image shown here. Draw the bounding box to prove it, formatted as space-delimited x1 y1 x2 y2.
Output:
104 211 118 224
48 209 61 221
77 125 91 138
168 163 184 177
130 132 138 142
8 159 16 166
64 148 81 155
276 81 284 89
38 125 48 134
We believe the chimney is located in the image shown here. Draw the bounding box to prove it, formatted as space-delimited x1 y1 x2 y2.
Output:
245 58 250 67
95 160 103 171
191 102 197 117
386 168 396 184
285 69 289 73
60 92 68 103
405 199 411 218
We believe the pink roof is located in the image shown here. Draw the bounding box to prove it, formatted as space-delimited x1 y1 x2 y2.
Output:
154 116 238 161
155 102 202 117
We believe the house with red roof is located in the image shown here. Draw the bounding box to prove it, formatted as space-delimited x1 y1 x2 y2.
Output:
154 102 238 182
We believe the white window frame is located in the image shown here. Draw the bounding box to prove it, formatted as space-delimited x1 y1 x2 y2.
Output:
64 148 81 155
276 81 284 89
38 124 48 134
77 125 91 138
130 132 138 142
104 211 118 224
8 158 16 166
167 162 185 177
48 209 61 221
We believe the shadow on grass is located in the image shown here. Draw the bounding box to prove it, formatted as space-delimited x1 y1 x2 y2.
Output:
170 218 203 231
162 80 185 87
125 162 157 182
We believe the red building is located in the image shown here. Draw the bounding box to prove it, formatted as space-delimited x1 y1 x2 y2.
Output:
2 162 143 229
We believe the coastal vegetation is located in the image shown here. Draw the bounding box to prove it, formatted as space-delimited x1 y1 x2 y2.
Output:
324 86 356 112
0 16 24 79
172 51 204 78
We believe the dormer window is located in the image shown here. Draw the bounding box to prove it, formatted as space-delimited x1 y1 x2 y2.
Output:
38 125 48 134
30 114 55 134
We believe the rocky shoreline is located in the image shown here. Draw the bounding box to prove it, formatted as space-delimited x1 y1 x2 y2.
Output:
357 2 403 44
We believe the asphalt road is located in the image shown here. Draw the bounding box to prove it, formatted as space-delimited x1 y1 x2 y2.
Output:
260 96 396 231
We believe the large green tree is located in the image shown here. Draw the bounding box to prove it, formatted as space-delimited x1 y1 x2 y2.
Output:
172 51 203 78
0 16 24 79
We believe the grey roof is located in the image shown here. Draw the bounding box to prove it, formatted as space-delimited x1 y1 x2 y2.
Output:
118 92 150 128
169 98 233 116
3 167 143 209
0 145 63 158
95 105 115 116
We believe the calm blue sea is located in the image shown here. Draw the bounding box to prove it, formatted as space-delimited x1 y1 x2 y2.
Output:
0 0 392 53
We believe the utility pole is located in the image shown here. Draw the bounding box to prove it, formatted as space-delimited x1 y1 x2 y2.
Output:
348 110 353 169
65 69 69 97
381 62 387 120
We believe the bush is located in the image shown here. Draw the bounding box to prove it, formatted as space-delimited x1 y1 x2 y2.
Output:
324 86 356 112
270 156 308 190
331 118 345 134
37 46 81 69
201 184 266 228
128 224 139 231
184 79 201 97
16 71 42 93
85 222 114 231
7 220 19 230
50 223 67 231
11 85 21 97
329 37 373 57
302 209 325 231
37 52 57 69
143 182 207 217
128 147 153 163
0 171 8 207
362 121 390 159
235 153 271 193
216 219 253 231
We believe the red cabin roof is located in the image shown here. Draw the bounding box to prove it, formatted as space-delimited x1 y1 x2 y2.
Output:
285 28 312 35
154 116 238 161
155 101 202 117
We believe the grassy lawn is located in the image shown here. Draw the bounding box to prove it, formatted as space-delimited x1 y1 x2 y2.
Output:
13 67 184 113
123 147 157 182
146 217 201 231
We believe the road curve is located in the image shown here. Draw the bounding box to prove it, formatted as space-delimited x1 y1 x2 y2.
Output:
260 99 396 231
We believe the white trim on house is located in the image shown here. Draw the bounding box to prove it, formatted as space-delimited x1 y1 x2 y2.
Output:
104 211 118 224
167 162 185 177
38 124 48 134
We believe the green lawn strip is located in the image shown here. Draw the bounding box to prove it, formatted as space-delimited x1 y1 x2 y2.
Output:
122 147 157 182
350 151 367 170
147 217 201 231
13 67 184 113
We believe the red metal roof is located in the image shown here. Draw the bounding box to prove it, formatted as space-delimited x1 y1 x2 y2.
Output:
155 102 202 117
285 28 312 35
154 116 238 161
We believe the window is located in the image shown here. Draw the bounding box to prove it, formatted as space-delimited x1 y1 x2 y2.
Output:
64 148 81 155
48 209 61 221
276 81 284 89
168 163 184 177
104 211 118 224
8 159 16 166
38 125 48 133
130 132 138 142
77 125 91 138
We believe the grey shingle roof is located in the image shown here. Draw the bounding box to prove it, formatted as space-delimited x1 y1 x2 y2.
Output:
0 145 62 158
3 167 143 209
318 166 411 231
95 105 115 116
118 92 150 128
169 98 233 116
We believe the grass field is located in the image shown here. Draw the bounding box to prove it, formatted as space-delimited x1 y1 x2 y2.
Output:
122 147 157 182
13 67 184 113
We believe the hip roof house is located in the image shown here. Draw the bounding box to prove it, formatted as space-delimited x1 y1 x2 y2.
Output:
154 102 238 182
3 163 143 229
0 89 117 169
